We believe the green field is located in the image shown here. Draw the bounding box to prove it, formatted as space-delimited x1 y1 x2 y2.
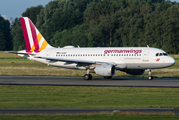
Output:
0 86 179 108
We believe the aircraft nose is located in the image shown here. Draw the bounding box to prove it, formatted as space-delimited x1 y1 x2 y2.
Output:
168 56 175 67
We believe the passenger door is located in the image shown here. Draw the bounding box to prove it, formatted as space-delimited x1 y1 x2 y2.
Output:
143 49 149 62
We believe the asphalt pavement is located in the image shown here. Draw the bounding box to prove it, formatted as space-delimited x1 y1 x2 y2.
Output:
0 76 179 87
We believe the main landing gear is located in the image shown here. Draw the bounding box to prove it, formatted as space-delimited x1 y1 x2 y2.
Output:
83 69 92 80
83 74 92 80
83 69 113 80
147 69 153 80
104 76 112 79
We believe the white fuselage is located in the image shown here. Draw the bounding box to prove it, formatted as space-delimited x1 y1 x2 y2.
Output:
18 46 175 71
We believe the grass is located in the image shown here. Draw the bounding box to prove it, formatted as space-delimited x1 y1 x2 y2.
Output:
0 51 22 59
0 114 179 120
0 59 29 61
0 86 179 108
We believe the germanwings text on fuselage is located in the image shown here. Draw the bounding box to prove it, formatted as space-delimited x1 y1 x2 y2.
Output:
104 49 142 54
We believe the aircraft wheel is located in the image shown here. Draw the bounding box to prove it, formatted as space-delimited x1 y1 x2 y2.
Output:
104 76 112 79
89 74 92 80
148 76 153 80
83 74 92 80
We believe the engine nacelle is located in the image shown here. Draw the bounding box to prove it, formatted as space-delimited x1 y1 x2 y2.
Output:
125 69 145 75
94 64 116 76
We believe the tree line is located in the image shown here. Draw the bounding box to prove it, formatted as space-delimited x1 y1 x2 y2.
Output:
0 16 12 50
1 0 179 54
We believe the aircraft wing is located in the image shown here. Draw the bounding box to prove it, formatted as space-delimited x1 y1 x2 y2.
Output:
36 56 98 65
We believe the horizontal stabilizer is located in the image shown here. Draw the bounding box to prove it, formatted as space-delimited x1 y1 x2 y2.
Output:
7 52 36 56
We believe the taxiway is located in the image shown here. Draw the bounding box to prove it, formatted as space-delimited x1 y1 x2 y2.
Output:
0 76 179 87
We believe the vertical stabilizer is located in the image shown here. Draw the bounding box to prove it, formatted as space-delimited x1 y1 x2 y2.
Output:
20 17 53 53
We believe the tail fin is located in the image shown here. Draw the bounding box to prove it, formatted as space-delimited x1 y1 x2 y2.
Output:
20 17 52 53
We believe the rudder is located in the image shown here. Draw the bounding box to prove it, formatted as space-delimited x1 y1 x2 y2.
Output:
20 17 52 53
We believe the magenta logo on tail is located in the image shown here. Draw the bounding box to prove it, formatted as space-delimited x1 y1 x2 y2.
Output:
20 17 50 53
29 18 40 53
20 18 32 53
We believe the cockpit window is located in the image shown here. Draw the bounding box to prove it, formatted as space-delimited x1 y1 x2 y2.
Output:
163 53 168 56
156 53 168 56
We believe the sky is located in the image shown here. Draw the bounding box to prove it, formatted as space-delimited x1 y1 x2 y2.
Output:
0 0 179 20
0 0 51 20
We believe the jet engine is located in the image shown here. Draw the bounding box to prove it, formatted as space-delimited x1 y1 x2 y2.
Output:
94 64 116 76
124 69 145 75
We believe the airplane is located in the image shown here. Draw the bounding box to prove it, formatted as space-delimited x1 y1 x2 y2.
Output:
16 17 175 80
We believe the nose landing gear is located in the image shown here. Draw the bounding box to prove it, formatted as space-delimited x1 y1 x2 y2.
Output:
147 69 153 80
